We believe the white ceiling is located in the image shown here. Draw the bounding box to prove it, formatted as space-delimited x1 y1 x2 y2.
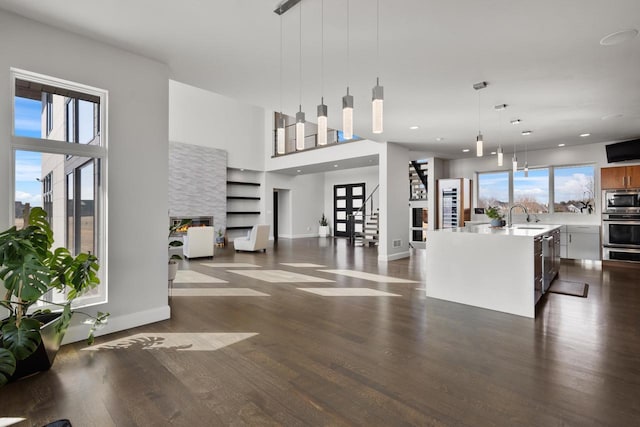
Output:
2 0 640 159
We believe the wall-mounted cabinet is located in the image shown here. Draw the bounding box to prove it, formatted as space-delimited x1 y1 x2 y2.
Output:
601 165 640 190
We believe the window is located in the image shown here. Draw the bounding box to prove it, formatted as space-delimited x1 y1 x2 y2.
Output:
477 164 595 214
513 168 549 213
477 171 509 209
12 68 107 307
554 165 595 213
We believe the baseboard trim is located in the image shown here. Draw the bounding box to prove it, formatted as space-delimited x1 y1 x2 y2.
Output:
378 251 410 262
277 233 319 239
62 305 171 345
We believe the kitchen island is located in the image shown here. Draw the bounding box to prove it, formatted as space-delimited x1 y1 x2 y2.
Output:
426 224 562 318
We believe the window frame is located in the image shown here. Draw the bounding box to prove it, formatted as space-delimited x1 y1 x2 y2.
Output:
476 163 596 215
10 68 109 309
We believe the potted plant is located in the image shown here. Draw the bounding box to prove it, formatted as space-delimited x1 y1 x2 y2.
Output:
0 207 109 387
215 228 225 246
168 219 191 282
485 206 505 227
318 214 330 237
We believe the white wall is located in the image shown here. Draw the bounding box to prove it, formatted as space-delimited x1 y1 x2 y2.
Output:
447 141 640 225
322 165 380 232
379 143 410 261
0 10 170 340
169 80 265 171
264 172 324 238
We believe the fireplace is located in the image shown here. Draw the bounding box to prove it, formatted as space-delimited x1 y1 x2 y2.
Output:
170 216 214 235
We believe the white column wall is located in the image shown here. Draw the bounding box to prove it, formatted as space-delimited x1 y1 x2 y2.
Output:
0 10 170 341
379 142 410 261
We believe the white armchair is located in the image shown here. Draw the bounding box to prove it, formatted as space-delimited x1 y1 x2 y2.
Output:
233 224 270 252
182 226 214 259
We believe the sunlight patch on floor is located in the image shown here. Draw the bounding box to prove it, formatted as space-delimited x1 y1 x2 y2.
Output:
174 270 228 283
84 332 258 352
228 270 334 283
298 288 401 297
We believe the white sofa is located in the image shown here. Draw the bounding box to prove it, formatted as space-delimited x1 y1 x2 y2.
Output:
182 226 214 259
233 224 270 252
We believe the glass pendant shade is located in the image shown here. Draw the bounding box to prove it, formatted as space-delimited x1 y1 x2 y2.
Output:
476 133 484 157
512 155 518 173
276 114 286 154
317 102 328 146
372 79 383 134
497 146 503 166
296 108 305 150
524 162 529 177
342 88 354 140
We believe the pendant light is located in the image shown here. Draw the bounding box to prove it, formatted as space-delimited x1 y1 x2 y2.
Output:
276 10 286 155
524 144 529 177
473 81 487 157
496 103 505 166
317 0 328 146
342 0 354 140
371 0 383 134
295 2 305 150
512 145 518 174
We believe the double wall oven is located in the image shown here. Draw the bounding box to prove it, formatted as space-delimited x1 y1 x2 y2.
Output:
602 190 640 263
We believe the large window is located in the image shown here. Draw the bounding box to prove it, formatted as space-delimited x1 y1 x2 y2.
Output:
514 168 549 213
554 165 595 213
477 164 595 215
477 171 509 210
12 68 107 307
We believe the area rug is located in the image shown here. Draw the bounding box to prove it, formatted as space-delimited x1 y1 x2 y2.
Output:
548 280 589 298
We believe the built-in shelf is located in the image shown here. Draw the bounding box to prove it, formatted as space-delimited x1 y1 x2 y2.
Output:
226 226 253 230
227 181 260 186
227 211 260 215
227 196 261 200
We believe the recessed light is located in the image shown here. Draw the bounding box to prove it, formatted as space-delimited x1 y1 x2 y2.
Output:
558 143 566 147
494 104 508 110
510 119 522 125
580 133 591 137
436 137 444 142
462 149 470 153
490 151 497 155
409 126 419 130
297 169 301 173
600 29 639 46
521 130 532 136
240 169 245 171
334 164 338 167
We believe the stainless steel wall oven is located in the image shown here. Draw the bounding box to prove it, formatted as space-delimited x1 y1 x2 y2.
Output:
602 212 640 263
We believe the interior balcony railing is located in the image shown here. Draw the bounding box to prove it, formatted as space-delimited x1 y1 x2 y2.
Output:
272 112 362 157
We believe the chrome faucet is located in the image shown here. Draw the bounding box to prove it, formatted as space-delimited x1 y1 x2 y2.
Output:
507 204 529 228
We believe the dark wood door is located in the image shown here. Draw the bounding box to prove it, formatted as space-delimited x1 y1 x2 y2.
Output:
627 165 640 188
334 183 366 237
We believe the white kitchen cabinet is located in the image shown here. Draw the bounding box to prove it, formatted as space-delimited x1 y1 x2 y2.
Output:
561 225 601 260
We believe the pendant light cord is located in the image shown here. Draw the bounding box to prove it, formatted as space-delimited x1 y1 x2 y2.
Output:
299 2 302 108
279 11 283 115
346 0 350 88
376 0 380 76
321 0 324 98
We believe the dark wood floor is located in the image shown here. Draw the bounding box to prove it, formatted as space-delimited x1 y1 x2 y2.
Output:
2 238 640 426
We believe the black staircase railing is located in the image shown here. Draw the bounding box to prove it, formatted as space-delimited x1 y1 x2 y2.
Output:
409 160 428 200
347 184 380 246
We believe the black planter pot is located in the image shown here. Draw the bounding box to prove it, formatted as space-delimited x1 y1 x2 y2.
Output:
7 312 69 382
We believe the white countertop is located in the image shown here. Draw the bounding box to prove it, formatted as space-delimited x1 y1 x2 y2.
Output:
442 223 563 237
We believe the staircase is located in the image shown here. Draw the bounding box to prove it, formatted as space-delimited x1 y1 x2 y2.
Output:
409 160 428 200
355 209 379 247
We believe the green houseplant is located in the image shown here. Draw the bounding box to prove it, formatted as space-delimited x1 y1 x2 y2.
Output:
168 219 191 282
485 206 505 227
318 214 330 238
0 207 108 386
